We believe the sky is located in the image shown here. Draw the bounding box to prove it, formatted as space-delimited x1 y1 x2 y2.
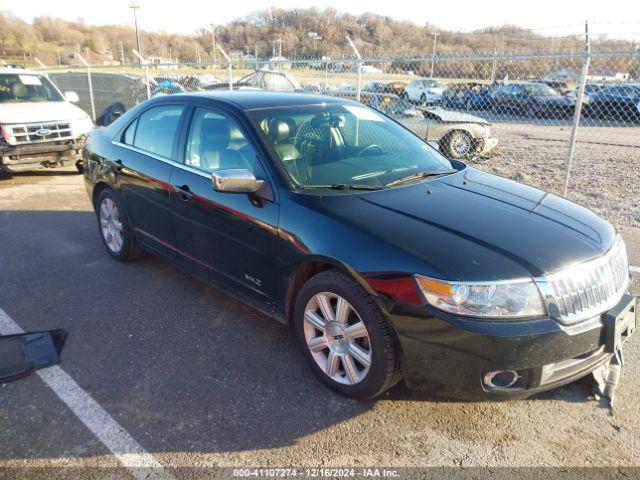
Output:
2 0 639 39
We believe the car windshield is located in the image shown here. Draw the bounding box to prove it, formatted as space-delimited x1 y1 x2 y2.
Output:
423 79 445 89
250 103 455 189
522 83 559 97
0 73 63 103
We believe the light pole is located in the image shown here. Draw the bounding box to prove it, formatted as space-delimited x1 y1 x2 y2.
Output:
430 32 439 78
211 24 217 64
129 3 142 64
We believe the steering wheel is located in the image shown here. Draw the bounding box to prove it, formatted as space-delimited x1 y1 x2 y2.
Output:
356 144 384 157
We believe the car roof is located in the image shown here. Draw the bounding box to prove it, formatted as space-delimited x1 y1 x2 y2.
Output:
166 91 353 110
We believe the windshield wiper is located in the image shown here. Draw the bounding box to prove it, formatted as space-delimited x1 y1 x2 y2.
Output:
299 184 383 191
384 170 457 187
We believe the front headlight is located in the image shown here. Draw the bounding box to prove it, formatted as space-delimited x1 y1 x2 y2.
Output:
415 275 546 318
70 116 95 136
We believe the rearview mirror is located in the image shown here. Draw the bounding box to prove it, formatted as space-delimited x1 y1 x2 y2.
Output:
212 169 265 194
64 91 79 103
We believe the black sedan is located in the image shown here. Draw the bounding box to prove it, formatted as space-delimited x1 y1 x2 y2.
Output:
491 82 576 118
585 84 640 122
83 92 635 400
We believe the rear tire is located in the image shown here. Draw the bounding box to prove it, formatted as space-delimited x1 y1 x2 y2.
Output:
293 269 402 400
96 188 145 262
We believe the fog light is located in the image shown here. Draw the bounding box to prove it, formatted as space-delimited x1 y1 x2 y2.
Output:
483 370 520 389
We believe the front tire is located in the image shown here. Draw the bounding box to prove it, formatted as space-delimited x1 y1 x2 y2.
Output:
96 188 145 262
293 270 402 400
441 130 474 159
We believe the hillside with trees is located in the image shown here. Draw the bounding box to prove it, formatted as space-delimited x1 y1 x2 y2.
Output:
0 8 636 69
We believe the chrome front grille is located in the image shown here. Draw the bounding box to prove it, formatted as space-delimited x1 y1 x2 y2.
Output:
536 236 630 324
9 122 73 144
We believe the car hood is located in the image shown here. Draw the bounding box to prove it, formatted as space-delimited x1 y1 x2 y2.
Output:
320 167 615 281
0 101 89 124
420 107 490 124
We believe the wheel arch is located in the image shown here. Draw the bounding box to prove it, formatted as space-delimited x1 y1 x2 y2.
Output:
283 255 382 325
91 181 111 212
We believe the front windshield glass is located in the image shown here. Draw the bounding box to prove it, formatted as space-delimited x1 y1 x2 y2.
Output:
423 79 445 89
522 83 558 97
0 73 63 103
250 103 455 189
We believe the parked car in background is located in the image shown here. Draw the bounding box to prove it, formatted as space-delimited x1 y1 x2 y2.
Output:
362 81 388 93
84 91 634 400
584 84 640 122
537 79 574 95
362 80 407 96
210 69 302 92
565 83 604 104
442 82 501 110
403 78 446 105
491 82 576 118
51 71 153 126
0 68 93 173
338 92 498 159
385 80 407 96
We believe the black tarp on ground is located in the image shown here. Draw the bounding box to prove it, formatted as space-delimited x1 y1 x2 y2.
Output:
0 330 66 383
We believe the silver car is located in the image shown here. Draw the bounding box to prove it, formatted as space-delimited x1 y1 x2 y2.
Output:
348 92 498 159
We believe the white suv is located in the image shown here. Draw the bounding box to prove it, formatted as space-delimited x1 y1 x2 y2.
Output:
0 68 94 174
404 78 447 105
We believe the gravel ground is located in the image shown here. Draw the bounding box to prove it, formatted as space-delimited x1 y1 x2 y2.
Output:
471 120 640 229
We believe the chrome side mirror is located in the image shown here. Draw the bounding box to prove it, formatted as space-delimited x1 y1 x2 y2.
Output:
211 169 265 194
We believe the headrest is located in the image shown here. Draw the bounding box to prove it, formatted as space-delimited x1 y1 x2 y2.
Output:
11 82 28 98
200 118 230 147
268 118 296 142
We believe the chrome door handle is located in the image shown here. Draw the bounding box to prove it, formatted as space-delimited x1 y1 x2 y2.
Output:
174 184 194 201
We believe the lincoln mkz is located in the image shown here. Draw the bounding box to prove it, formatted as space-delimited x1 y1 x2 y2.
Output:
83 92 636 399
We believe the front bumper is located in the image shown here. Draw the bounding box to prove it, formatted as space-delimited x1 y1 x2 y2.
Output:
0 139 84 172
476 136 499 154
389 294 636 399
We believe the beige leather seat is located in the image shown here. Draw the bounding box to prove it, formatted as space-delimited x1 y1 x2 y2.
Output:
199 119 248 172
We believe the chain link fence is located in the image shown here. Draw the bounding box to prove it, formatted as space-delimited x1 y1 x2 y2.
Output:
40 49 640 227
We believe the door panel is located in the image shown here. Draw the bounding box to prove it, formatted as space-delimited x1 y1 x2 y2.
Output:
113 104 185 256
169 106 279 301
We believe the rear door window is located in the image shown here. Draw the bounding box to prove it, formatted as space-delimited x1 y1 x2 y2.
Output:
132 105 184 158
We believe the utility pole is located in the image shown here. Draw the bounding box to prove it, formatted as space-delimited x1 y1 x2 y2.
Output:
346 34 362 102
564 21 590 198
120 41 125 65
211 24 217 64
430 32 439 78
490 32 497 82
129 3 142 65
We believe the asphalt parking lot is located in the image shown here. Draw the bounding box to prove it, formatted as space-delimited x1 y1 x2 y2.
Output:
1 167 640 476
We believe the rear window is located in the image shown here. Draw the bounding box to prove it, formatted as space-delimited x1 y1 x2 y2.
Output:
132 105 184 158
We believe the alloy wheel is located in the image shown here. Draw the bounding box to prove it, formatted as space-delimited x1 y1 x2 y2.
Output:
99 197 124 254
451 131 472 156
303 292 372 385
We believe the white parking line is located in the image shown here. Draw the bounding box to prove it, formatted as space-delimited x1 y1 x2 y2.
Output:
631 265 640 275
0 308 173 480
